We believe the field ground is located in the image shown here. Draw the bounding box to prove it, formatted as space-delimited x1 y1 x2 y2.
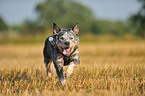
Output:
0 41 145 96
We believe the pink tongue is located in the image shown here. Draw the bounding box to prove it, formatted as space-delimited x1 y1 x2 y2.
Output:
63 49 69 55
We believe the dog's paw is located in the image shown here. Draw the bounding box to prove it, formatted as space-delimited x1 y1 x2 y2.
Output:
60 79 66 86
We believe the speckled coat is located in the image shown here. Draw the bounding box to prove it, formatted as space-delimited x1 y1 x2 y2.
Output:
43 23 80 85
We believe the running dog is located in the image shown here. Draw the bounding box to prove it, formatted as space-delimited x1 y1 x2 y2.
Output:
43 23 80 85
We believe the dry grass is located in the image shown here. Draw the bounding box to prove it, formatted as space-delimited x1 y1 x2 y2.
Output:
0 41 145 96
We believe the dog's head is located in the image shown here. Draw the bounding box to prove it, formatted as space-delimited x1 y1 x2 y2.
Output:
53 23 79 56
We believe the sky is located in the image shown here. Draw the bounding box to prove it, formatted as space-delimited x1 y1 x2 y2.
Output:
0 0 142 25
77 0 141 21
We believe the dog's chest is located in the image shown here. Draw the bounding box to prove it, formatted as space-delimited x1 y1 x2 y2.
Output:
63 56 71 66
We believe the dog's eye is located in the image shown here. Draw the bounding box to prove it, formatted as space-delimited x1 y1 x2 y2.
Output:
69 37 74 40
59 37 64 41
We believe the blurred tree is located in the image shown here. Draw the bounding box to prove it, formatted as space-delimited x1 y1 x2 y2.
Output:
129 0 145 37
96 20 129 36
21 0 132 37
21 20 44 34
35 0 98 34
0 16 8 31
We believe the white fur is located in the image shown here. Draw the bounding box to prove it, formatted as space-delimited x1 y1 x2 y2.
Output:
73 55 78 59
49 37 53 42
76 50 79 54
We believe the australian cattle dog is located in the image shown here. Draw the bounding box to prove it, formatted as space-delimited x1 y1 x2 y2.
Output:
43 23 80 85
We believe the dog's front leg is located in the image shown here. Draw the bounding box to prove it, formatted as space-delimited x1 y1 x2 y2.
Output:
65 62 78 78
53 56 66 85
65 50 80 78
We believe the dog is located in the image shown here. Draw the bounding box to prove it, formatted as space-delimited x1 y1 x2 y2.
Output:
43 23 80 85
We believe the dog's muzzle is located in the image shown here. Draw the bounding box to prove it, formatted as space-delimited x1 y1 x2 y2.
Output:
63 41 71 55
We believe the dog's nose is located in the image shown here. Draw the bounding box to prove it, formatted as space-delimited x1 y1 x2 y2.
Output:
64 41 70 45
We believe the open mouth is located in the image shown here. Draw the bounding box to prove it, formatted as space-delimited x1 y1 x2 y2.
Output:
63 47 70 55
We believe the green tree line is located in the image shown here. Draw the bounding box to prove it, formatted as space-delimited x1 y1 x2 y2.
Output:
0 0 144 37
0 16 7 31
129 0 145 37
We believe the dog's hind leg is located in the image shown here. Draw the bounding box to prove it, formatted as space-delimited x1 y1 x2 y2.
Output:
46 63 51 77
44 58 52 77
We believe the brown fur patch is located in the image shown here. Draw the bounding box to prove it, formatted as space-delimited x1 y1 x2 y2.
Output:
57 43 63 53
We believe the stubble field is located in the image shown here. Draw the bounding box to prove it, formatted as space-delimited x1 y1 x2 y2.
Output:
0 41 145 96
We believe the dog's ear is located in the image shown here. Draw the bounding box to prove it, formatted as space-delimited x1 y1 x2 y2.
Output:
72 23 79 35
53 23 61 35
